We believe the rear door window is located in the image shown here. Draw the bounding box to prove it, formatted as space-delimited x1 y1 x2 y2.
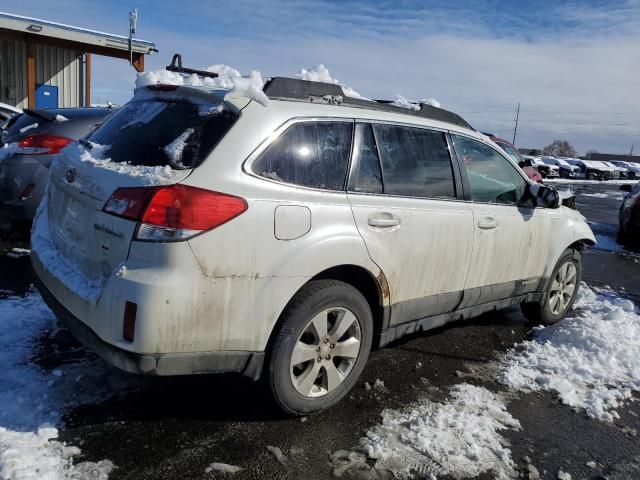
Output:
253 121 353 190
87 99 237 169
372 124 456 199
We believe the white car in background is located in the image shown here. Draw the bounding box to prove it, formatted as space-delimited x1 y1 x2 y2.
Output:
541 156 581 179
566 159 614 180
611 160 640 179
31 70 595 414
0 102 22 123
602 161 628 178
524 156 560 178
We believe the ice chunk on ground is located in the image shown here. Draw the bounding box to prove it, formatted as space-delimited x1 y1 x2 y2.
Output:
297 64 368 100
501 284 640 421
205 462 242 474
266 445 287 465
347 383 520 479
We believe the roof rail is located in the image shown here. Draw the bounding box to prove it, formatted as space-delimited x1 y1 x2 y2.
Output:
263 77 472 129
166 54 219 79
164 55 472 130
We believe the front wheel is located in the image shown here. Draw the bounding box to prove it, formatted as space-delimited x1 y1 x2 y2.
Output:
266 280 373 415
521 249 582 326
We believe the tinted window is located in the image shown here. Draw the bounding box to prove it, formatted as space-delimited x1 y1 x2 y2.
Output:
88 99 237 169
254 121 353 190
373 124 455 198
348 123 383 194
453 134 527 205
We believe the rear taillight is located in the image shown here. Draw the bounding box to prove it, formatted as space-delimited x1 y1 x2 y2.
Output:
16 134 72 155
103 184 248 241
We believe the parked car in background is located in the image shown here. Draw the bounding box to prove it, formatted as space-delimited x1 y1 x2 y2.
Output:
566 159 612 180
619 182 640 243
484 134 543 183
541 156 581 179
0 107 114 222
602 161 628 178
611 161 640 179
524 156 560 179
31 73 595 415
0 102 22 123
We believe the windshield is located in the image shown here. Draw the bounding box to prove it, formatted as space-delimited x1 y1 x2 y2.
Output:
87 98 238 169
496 142 522 163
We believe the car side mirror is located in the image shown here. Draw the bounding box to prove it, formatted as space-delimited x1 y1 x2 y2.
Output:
530 183 560 208
620 184 633 192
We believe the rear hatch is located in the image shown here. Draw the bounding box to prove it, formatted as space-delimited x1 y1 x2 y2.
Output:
36 86 240 300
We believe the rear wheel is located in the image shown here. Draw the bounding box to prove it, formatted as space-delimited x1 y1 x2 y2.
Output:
521 249 582 326
587 171 598 180
266 280 373 415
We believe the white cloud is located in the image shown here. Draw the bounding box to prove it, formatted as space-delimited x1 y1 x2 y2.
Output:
2 0 638 153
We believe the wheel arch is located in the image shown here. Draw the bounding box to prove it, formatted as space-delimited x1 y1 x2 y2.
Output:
263 264 389 361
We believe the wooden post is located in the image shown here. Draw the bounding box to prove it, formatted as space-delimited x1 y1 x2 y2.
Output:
27 37 36 109
85 52 91 107
132 52 144 72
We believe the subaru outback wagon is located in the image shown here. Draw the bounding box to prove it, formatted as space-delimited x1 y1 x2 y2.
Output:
31 71 595 414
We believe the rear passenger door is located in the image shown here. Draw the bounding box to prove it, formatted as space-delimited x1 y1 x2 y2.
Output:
347 122 474 326
450 134 551 307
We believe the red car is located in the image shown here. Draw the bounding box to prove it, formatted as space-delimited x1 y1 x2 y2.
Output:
485 134 543 183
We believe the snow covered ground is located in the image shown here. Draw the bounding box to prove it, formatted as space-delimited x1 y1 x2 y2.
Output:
335 284 640 478
0 290 136 479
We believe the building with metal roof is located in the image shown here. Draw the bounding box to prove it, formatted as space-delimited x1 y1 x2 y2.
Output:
0 11 156 109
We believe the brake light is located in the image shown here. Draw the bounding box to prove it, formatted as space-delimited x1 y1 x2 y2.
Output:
16 134 72 155
103 184 247 241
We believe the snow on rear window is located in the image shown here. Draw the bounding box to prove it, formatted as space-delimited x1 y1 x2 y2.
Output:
87 97 237 169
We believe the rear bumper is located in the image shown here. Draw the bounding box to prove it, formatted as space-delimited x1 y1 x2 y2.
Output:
32 264 265 379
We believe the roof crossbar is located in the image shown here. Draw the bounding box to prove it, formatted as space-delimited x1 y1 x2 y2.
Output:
166 54 219 79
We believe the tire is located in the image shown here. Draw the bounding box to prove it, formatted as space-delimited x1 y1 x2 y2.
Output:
521 249 582 326
587 171 597 180
266 280 373 415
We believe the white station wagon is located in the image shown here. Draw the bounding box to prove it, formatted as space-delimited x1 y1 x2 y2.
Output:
31 66 595 414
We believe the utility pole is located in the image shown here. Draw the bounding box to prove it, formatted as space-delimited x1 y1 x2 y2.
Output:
128 8 138 66
630 144 635 160
512 103 520 145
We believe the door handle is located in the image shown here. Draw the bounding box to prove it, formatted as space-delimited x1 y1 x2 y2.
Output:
368 213 400 228
477 217 499 230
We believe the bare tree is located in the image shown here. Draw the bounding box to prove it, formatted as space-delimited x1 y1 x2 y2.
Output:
542 140 577 157
584 149 599 159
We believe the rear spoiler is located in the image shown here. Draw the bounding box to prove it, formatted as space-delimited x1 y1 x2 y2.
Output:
23 108 57 122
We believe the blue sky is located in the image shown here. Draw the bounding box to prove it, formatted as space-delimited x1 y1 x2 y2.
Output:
3 0 639 154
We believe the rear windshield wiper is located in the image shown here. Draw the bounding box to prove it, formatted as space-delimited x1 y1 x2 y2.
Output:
23 108 57 123
79 139 93 150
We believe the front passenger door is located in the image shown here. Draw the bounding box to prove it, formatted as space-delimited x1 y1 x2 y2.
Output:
348 123 474 326
451 134 551 307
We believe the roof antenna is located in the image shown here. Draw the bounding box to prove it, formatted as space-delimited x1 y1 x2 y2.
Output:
128 8 138 66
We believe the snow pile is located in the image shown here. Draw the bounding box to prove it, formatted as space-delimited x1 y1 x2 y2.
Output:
55 114 69 122
0 291 121 479
31 193 105 302
357 384 520 479
0 426 114 480
163 128 194 168
392 95 420 111
19 122 38 134
297 64 368 100
62 142 181 188
501 285 640 421
135 64 270 107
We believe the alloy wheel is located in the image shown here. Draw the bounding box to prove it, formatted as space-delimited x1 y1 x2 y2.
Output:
290 307 362 398
548 261 577 315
